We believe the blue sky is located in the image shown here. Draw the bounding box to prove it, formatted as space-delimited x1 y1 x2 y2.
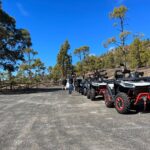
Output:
3 0 150 67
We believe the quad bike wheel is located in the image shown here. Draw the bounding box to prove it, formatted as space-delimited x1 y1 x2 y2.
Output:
83 88 87 96
87 89 90 99
104 89 114 108
81 90 84 95
90 88 96 100
115 92 130 114
76 87 79 92
79 88 83 95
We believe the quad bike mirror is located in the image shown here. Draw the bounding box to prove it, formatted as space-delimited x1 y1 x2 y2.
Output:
129 71 144 78
114 69 130 79
114 70 124 79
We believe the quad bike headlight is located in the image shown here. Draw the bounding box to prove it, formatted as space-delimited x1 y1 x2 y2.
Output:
123 83 135 88
142 96 147 101
99 78 102 81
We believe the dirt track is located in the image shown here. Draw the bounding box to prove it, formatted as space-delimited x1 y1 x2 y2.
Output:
0 89 150 150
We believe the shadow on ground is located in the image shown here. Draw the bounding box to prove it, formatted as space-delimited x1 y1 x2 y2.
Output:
91 96 104 101
0 87 62 95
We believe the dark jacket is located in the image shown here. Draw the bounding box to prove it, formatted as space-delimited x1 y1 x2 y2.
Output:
69 78 73 84
62 79 67 86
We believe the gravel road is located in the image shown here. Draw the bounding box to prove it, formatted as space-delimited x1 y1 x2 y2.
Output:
0 88 150 150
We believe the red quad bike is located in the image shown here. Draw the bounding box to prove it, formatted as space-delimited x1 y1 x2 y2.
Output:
103 69 150 114
87 70 108 100
89 81 107 100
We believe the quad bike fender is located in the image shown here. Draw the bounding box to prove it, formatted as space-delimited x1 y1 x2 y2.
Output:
106 85 115 102
102 85 115 102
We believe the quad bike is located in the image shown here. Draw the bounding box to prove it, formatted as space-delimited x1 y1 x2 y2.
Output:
88 81 107 100
86 70 109 100
103 69 150 114
77 79 86 95
74 78 82 93
78 79 88 95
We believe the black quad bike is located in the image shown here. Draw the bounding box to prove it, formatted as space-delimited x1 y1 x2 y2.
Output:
79 79 89 95
75 78 87 95
74 77 90 95
103 69 150 114
74 78 82 93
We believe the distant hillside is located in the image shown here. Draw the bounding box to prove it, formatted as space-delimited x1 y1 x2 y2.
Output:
137 67 150 77
106 67 150 79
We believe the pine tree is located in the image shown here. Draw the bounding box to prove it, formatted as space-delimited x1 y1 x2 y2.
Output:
57 40 72 78
74 46 89 76
104 5 130 67
0 1 32 89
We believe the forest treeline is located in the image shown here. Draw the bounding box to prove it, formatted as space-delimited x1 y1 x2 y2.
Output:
51 38 150 81
52 5 150 80
0 1 150 89
0 1 51 89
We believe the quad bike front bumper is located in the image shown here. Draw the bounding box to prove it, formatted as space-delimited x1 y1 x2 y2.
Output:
134 93 150 110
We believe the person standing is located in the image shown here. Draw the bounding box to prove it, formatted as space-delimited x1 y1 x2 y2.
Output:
68 76 74 94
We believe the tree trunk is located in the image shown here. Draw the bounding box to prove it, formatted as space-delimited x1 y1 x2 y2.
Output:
8 70 12 90
120 17 127 68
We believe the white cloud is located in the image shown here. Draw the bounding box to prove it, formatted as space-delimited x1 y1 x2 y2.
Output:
108 46 115 51
16 3 29 17
89 53 96 56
